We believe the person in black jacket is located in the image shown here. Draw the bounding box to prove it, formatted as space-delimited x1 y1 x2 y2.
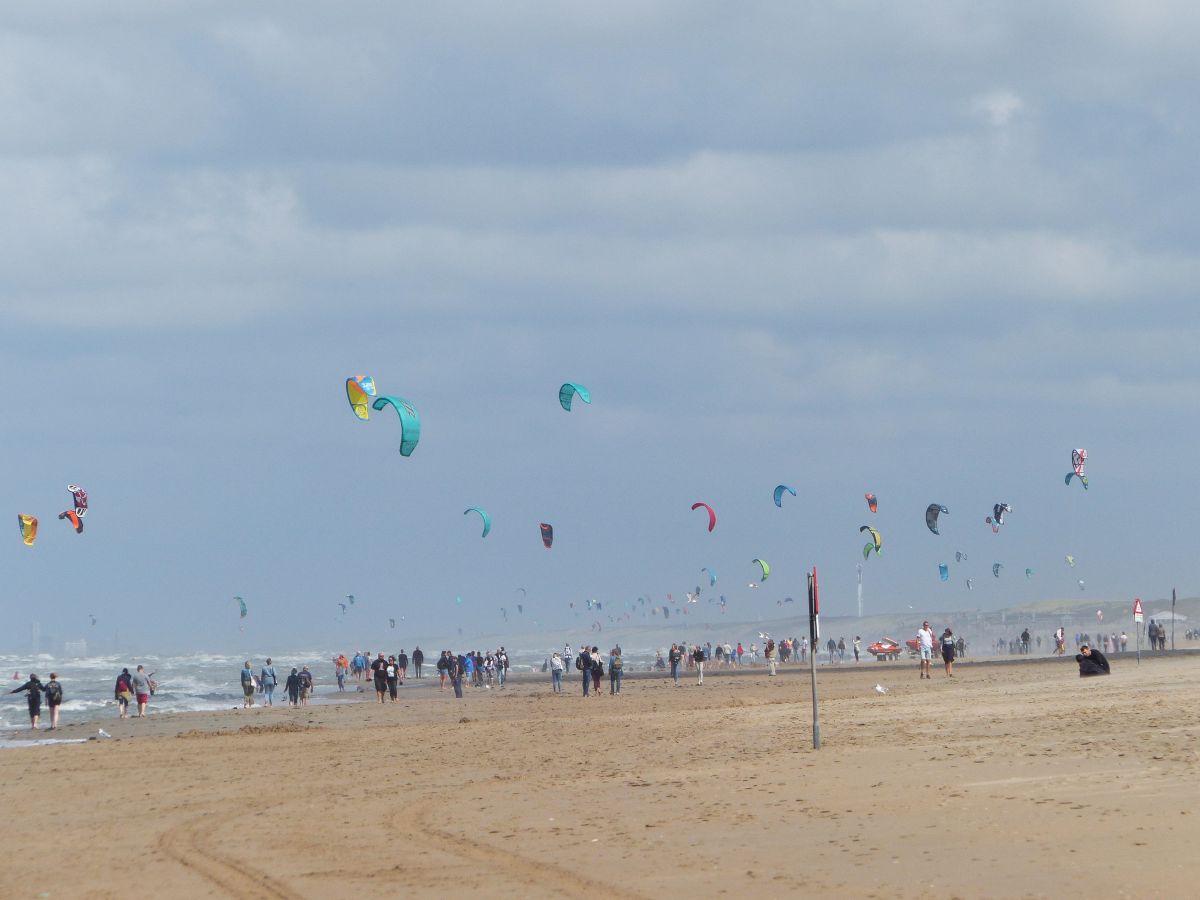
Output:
1076 644 1110 677
284 668 302 706
412 647 424 678
10 674 44 729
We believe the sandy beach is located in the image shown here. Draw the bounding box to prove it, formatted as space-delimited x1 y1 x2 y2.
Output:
1 655 1196 898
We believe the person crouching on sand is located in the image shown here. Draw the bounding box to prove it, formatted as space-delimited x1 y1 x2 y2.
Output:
1076 643 1110 677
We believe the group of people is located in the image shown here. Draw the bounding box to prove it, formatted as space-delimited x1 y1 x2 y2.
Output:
433 648 511 698
9 673 65 730
239 659 313 707
340 648 426 686
548 645 625 694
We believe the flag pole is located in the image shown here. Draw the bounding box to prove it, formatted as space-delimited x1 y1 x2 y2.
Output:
808 567 821 750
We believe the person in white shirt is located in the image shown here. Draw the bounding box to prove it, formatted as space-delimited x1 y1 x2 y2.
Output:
917 621 936 679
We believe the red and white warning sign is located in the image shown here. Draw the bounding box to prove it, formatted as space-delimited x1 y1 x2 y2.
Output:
1133 597 1144 623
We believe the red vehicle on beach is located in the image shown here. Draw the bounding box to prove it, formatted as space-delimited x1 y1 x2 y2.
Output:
867 638 903 661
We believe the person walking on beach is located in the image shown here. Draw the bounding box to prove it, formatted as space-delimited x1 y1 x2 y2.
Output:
437 651 450 690
940 628 956 677
693 644 706 684
853 636 861 663
577 647 592 696
764 638 776 676
451 653 465 699
44 674 63 729
299 666 313 705
917 622 935 680
333 655 347 692
668 644 682 686
371 653 389 703
589 647 604 696
114 668 133 719
260 658 277 706
609 647 623 694
284 668 302 706
131 665 153 717
550 652 564 693
412 647 424 679
397 649 408 681
10 673 45 729
1054 627 1066 656
386 656 399 701
240 661 257 708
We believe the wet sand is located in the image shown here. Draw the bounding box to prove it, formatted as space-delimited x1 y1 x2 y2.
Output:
1 655 1196 898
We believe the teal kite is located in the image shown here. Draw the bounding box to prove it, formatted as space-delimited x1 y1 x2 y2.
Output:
559 383 591 411
235 596 247 619
372 396 421 457
702 566 716 587
464 507 492 538
773 485 796 507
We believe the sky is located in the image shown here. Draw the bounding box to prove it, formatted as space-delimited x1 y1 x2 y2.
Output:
2 2 1197 652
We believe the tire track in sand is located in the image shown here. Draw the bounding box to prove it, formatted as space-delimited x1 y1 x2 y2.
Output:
158 812 303 900
406 794 648 899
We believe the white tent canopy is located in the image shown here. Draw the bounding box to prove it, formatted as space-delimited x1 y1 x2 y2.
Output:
1149 611 1188 621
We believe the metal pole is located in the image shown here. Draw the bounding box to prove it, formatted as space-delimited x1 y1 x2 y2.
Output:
1171 588 1176 651
808 569 821 750
856 563 863 619
1136 622 1141 665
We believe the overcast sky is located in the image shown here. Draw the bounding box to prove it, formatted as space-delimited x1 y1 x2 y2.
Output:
2 2 1196 651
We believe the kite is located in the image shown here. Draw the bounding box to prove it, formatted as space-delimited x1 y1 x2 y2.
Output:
235 596 248 619
993 563 1003 578
702 566 716 587
501 608 508 621
1096 609 1104 622
68 484 88 517
859 525 882 558
966 578 974 591
345 375 376 420
58 510 83 534
1078 580 1085 591
925 504 948 535
691 502 717 532
773 485 796 507
17 514 37 547
464 507 492 538
985 503 1011 533
389 618 396 629
371 396 421 457
516 587 527 597
338 603 347 614
456 596 462 605
938 563 949 582
865 493 878 513
752 558 770 581
516 604 523 614
955 551 966 563
1072 448 1087 477
1025 567 1033 578
89 615 97 627
347 594 355 606
1065 472 1089 489
559 383 591 412
662 606 670 620
1065 555 1075 567
539 523 554 549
